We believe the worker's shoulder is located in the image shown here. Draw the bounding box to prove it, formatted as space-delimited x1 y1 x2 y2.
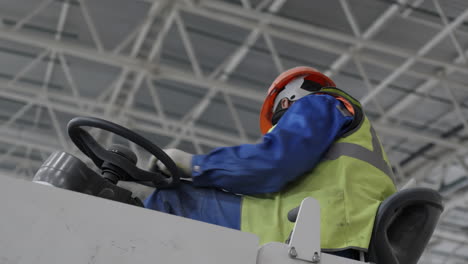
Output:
295 94 354 120
298 93 344 106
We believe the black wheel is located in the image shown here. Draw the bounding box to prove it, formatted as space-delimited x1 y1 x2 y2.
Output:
67 116 179 188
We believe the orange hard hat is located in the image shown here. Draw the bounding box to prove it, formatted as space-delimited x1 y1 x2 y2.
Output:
259 66 336 134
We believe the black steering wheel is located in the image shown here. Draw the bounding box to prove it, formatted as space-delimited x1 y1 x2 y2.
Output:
67 116 180 188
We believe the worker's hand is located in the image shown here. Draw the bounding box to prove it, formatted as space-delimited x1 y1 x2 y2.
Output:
149 148 193 179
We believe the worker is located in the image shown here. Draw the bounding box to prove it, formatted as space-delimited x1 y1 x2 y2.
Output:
139 66 396 260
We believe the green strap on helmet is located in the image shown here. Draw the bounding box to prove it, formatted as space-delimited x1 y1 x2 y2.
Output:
313 87 364 136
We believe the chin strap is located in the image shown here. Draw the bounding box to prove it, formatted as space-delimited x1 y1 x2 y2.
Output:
271 97 293 126
271 108 288 126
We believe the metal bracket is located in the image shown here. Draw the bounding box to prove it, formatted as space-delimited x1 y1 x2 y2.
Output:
288 197 321 262
259 242 364 264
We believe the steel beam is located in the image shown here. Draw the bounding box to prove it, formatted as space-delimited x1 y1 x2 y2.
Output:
327 0 410 77
12 0 54 31
77 0 104 51
179 4 468 94
165 0 288 148
1 77 467 155
432 0 468 64
360 8 468 105
4 10 468 107
0 81 245 147
199 1 468 75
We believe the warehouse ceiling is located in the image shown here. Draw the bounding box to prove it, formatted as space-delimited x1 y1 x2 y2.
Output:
0 0 468 262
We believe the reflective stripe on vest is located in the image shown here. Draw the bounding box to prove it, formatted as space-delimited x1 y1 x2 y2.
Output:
323 126 395 184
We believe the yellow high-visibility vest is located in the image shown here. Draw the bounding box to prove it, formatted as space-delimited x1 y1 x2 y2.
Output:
241 88 396 251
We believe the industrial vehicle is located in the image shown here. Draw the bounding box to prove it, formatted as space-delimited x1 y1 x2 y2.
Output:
0 117 444 264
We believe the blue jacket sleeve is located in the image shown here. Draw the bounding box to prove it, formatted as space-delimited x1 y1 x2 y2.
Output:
190 94 353 195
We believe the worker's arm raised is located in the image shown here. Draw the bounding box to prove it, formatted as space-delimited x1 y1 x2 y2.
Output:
190 94 353 195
